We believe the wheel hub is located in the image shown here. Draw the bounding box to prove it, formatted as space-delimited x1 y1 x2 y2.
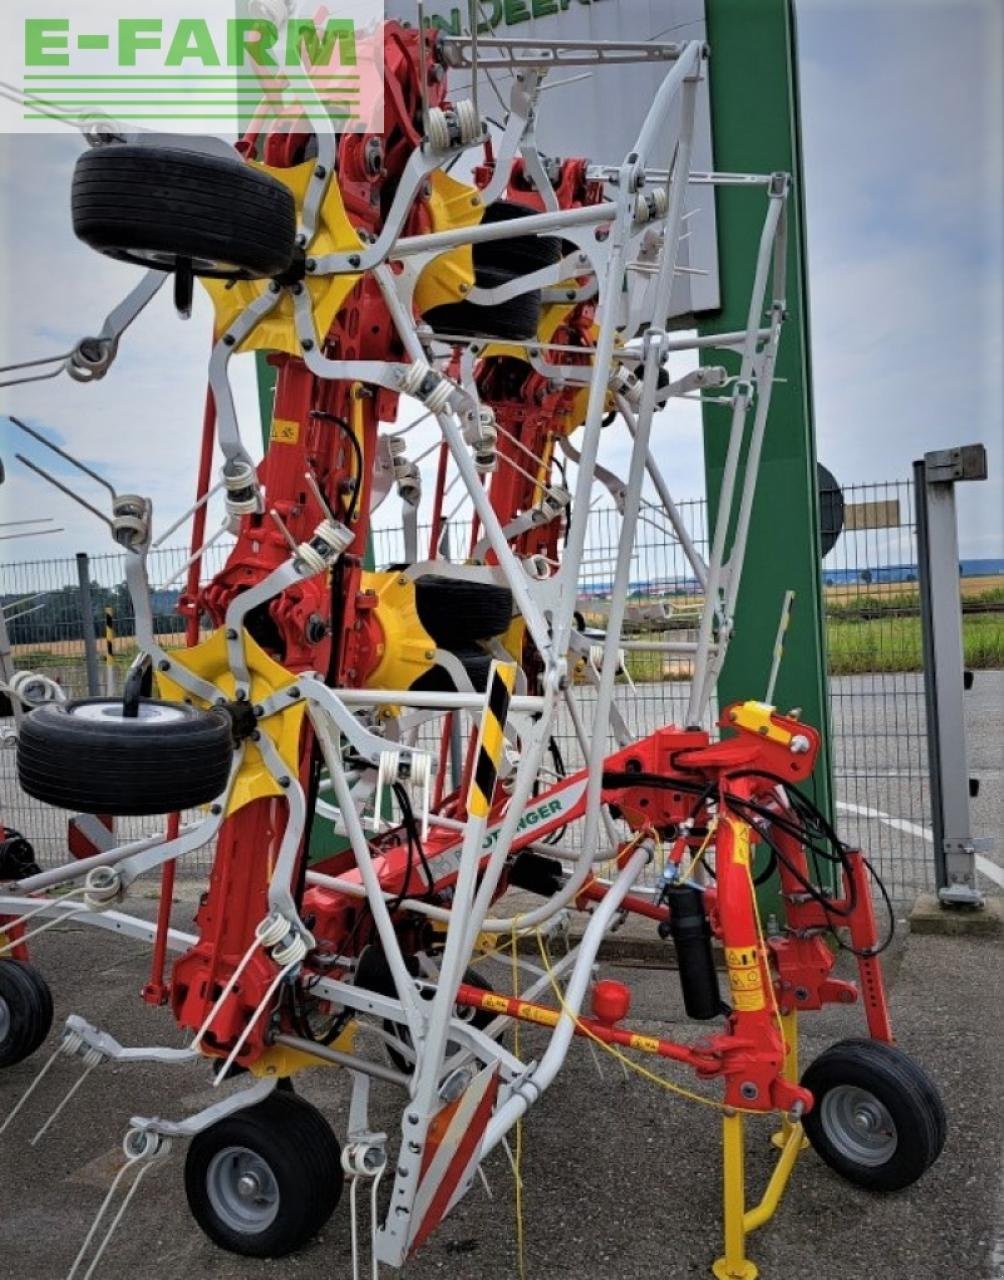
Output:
822 1084 897 1166
206 1145 280 1233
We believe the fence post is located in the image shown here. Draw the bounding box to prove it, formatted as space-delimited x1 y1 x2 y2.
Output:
75 552 101 697
914 445 992 908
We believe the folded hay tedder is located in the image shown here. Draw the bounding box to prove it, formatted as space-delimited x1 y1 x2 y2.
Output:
0 17 944 1279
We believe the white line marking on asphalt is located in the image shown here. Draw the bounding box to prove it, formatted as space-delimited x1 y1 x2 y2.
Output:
836 800 1004 890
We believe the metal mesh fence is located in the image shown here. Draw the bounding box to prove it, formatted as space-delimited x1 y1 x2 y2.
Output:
3 477 989 904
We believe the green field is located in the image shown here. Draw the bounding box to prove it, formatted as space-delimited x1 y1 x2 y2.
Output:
826 611 1002 675
620 611 1002 682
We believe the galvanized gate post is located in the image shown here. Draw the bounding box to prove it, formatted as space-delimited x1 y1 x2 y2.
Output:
75 552 101 698
914 444 991 909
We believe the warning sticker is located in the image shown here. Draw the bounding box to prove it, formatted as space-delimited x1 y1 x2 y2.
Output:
732 823 752 867
732 989 767 1012
629 1034 660 1054
271 418 300 444
726 946 766 1012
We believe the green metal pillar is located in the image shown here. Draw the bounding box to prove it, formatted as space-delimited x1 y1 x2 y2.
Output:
699 0 834 819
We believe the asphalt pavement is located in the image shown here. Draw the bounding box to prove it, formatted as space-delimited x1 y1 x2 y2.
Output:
0 904 1000 1280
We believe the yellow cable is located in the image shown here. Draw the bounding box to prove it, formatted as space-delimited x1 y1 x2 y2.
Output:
511 915 527 1280
678 817 718 884
533 930 763 1114
742 848 788 1051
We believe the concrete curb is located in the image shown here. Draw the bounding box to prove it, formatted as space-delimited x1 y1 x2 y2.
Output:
909 892 1004 937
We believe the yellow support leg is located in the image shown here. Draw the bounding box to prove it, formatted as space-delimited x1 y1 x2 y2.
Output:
743 1120 805 1233
770 1010 810 1151
713 1111 758 1280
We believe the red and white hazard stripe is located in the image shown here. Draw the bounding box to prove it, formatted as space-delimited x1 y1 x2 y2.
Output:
407 1063 500 1257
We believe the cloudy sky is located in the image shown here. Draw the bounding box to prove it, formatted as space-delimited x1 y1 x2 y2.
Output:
0 0 1000 575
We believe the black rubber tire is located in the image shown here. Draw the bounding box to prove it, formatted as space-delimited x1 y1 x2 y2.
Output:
185 1091 343 1258
72 144 297 279
0 829 42 880
414 576 513 645
473 200 562 274
17 698 233 817
385 968 498 1075
801 1038 946 1192
423 264 542 341
410 647 493 694
0 959 54 1069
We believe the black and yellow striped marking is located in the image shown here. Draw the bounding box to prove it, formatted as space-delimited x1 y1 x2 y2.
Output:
104 607 115 665
467 661 517 819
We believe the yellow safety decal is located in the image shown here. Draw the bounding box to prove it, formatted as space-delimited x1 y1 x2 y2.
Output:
481 993 510 1016
467 661 517 819
270 417 301 445
199 158 363 357
629 1034 661 1055
732 988 767 1013
517 1001 557 1027
156 627 306 817
731 822 752 868
726 945 766 1012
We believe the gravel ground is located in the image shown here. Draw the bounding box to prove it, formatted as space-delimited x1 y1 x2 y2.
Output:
0 910 1000 1280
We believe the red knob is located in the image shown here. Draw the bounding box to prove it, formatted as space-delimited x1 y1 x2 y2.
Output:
591 979 631 1026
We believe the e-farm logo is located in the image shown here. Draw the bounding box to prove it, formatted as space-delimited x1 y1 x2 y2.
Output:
25 18 359 71
3 2 384 135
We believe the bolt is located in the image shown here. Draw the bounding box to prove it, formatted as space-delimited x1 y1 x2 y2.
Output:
348 254 361 268
288 687 301 699
278 775 291 789
158 659 170 672
295 233 307 248
210 804 222 816
302 338 314 351
315 164 327 178
305 258 316 272
251 730 260 742
223 334 236 347
226 628 238 640
269 281 281 293
235 689 247 701
739 1082 759 1100
253 705 264 718
566 290 576 301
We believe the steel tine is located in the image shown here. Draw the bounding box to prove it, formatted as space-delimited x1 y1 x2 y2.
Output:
9 417 116 497
15 456 114 528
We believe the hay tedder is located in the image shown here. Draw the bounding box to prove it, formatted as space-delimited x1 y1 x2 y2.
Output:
0 17 944 1279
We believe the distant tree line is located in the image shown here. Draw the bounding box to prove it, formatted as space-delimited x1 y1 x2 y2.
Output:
1 581 184 647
